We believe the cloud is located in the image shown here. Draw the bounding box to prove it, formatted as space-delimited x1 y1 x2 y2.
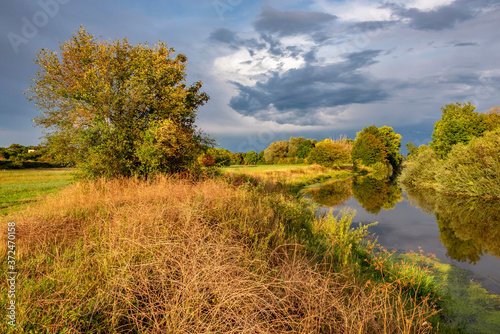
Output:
229 50 388 125
254 7 337 38
454 42 479 47
387 0 500 31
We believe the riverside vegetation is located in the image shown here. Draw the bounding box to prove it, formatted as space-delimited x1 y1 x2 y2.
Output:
401 103 500 198
1 166 471 333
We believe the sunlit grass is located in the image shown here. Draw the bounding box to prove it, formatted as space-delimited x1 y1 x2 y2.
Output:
0 168 75 215
0 174 440 333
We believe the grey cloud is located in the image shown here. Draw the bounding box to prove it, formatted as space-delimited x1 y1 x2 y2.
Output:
209 28 240 47
254 7 337 37
387 0 500 31
454 42 479 47
209 28 266 51
347 21 397 34
229 50 388 125
403 6 472 30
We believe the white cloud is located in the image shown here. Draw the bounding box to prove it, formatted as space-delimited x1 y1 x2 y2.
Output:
404 0 456 11
311 0 392 22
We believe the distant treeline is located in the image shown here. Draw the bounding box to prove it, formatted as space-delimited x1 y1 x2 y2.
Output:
401 103 500 198
0 144 61 169
201 125 404 178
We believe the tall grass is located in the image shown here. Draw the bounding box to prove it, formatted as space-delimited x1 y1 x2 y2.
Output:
1 175 440 333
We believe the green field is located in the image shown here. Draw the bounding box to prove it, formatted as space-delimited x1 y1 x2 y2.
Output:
0 168 75 215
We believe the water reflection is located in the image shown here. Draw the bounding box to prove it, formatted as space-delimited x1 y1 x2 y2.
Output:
307 180 352 207
403 184 500 264
308 177 500 264
352 177 403 214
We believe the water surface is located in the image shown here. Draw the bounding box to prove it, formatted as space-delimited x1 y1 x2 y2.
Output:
307 177 500 294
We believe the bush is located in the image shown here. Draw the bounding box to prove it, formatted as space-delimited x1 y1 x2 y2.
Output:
400 146 440 187
436 130 500 197
307 139 351 168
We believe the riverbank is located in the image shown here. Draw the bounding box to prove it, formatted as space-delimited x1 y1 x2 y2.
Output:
1 167 462 332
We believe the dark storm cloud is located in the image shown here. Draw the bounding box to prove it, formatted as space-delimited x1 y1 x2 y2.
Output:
254 7 337 37
388 0 500 31
229 50 388 125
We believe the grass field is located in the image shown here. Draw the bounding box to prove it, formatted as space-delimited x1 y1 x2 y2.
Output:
0 168 75 215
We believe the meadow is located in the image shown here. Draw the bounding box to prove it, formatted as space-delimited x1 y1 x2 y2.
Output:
0 168 75 215
0 166 458 333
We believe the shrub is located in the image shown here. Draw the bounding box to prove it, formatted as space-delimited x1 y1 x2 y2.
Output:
436 130 500 197
307 139 351 168
400 146 440 187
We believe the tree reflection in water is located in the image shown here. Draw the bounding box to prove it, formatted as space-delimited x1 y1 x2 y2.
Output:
307 180 352 207
403 184 500 264
352 177 403 214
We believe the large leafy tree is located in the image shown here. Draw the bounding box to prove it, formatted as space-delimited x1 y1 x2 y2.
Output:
430 102 489 158
27 27 211 177
351 125 403 173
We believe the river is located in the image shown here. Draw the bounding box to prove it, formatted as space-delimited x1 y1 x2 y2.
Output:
305 176 500 295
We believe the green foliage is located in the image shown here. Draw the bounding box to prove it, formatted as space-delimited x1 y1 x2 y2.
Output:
430 102 490 158
296 139 315 159
351 125 403 173
263 140 288 164
208 148 232 167
307 180 352 207
352 177 402 214
400 145 440 187
135 119 207 177
27 26 210 178
230 152 246 165
370 161 393 180
484 106 500 130
307 139 351 168
435 130 500 197
351 132 388 167
405 142 419 158
244 151 259 165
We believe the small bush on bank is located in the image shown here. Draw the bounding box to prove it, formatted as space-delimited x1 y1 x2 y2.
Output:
400 146 440 187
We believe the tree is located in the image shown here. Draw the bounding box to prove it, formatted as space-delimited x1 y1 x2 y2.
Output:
430 102 489 158
405 142 419 158
244 151 259 165
351 126 403 174
207 148 231 167
485 106 500 130
263 140 288 164
27 27 211 178
307 139 351 168
351 132 388 166
296 139 316 159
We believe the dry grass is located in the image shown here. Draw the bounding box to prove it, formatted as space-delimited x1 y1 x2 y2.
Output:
1 175 438 333
224 164 351 188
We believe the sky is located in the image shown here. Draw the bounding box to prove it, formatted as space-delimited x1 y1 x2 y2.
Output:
1 0 500 153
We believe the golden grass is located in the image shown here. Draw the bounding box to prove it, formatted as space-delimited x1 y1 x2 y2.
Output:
1 175 438 333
